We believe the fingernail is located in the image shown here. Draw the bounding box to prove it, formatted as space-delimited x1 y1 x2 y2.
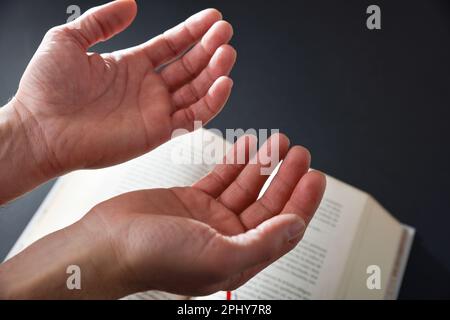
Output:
287 217 306 242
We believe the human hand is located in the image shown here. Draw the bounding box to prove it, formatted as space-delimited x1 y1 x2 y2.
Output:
0 134 325 299
11 0 235 177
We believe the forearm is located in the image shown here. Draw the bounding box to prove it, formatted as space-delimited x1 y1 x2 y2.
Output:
0 99 53 204
0 220 130 299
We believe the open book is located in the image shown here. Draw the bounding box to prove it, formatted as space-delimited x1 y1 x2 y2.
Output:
5 129 414 300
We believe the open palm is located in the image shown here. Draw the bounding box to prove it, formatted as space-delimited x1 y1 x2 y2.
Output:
84 134 326 296
14 1 235 174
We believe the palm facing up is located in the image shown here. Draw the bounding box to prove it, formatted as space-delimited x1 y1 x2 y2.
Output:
14 1 236 174
84 134 326 296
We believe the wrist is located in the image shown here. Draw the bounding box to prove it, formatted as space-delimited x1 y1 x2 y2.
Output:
0 98 57 203
0 220 131 299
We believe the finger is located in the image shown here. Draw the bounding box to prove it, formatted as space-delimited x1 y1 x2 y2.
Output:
210 214 306 278
171 45 236 110
160 21 234 91
281 171 327 224
133 9 222 68
223 237 300 291
217 133 290 214
239 146 311 229
170 76 233 130
63 0 137 49
193 134 258 198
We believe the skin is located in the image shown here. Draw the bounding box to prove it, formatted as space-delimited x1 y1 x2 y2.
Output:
0 0 326 299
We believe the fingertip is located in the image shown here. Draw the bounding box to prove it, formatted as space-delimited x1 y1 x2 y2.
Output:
280 133 291 147
308 170 327 194
228 77 234 89
287 145 311 169
299 170 326 217
221 20 234 37
267 132 291 153
217 44 237 62
254 213 306 252
68 0 138 48
206 8 223 20
202 20 234 52
218 213 306 275
121 0 137 9
216 20 233 35
221 76 234 97
206 76 233 113
183 8 224 41
209 45 236 75
279 213 307 242
193 8 223 23
115 0 138 20
214 76 234 91
279 170 327 226
219 45 237 73
227 44 238 61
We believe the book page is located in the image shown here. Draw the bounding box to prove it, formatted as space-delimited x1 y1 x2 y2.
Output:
199 176 369 300
341 198 408 299
385 225 415 299
101 130 222 197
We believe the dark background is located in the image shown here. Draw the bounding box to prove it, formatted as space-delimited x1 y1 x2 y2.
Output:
1 0 449 299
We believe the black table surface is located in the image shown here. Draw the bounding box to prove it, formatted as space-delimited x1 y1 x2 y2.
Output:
1 0 449 299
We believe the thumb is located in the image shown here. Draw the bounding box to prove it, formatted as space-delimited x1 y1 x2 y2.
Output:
65 0 137 49
214 214 306 277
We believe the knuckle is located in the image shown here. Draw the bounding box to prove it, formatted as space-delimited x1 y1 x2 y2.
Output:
45 26 63 39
